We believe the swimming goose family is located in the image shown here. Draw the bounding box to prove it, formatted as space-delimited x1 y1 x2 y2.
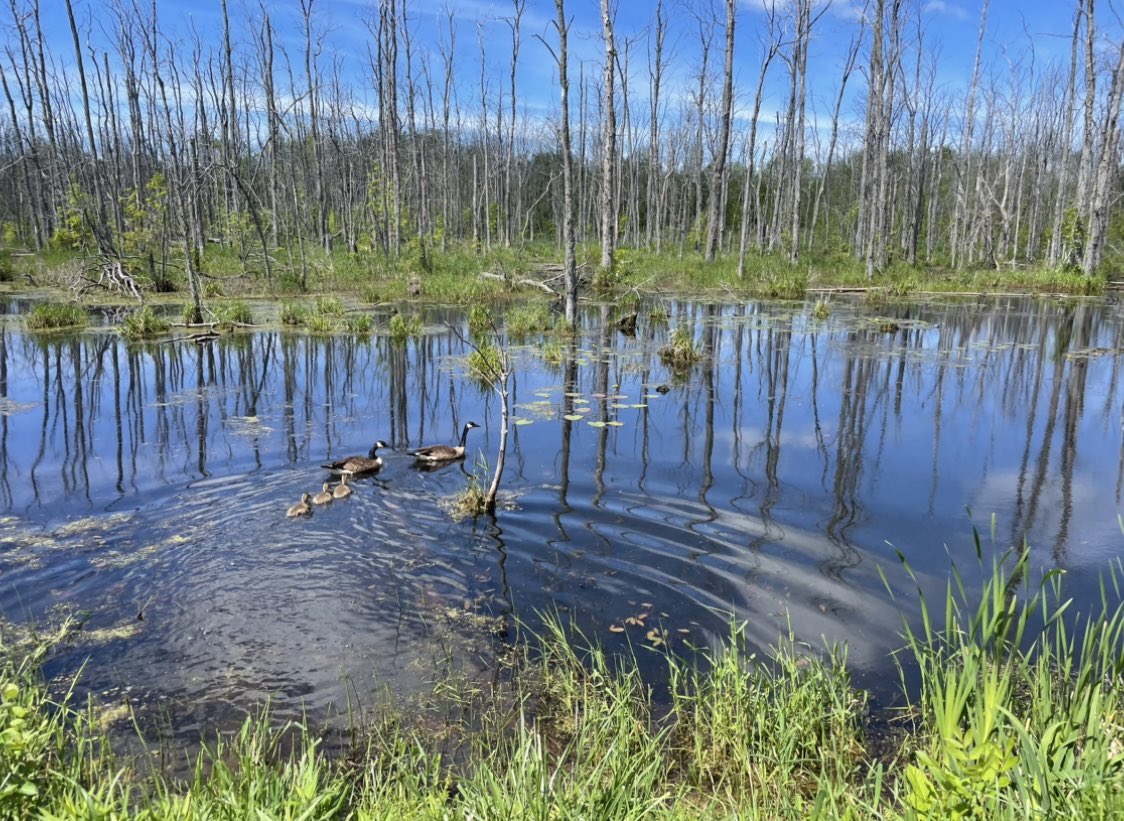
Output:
287 422 480 516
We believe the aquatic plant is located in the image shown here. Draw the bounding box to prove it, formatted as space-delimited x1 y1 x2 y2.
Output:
346 315 372 334
389 312 422 343
658 326 702 370
504 304 553 338
466 341 503 381
812 298 831 320
213 300 253 326
467 304 494 338
314 296 345 317
119 307 171 340
279 302 305 326
25 303 87 331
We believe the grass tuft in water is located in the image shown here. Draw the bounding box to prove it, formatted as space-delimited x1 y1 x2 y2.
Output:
812 298 831 320
213 300 253 326
389 312 422 343
25 303 87 331
467 341 503 381
119 306 171 340
658 326 702 371
505 304 554 338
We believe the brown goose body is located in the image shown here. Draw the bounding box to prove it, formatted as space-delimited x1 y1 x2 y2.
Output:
408 421 480 463
322 441 389 476
286 493 312 517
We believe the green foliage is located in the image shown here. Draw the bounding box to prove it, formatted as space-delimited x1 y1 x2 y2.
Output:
894 547 1124 818
467 341 503 381
389 312 422 343
213 300 253 326
0 250 13 282
8 551 1124 818
648 304 670 323
345 315 372 334
279 302 306 326
541 340 563 367
812 299 831 320
51 181 92 251
504 304 553 338
314 297 345 317
25 303 87 331
467 305 494 338
303 313 337 335
119 307 171 340
659 326 702 371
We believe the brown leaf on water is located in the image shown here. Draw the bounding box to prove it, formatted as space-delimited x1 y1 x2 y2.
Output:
609 624 625 633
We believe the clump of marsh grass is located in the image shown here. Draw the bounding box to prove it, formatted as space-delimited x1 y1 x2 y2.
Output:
25 302 87 331
345 315 372 334
812 298 831 320
119 306 171 340
658 326 702 370
466 341 503 381
467 305 494 338
213 300 253 327
279 302 305 326
504 303 553 338
388 312 422 343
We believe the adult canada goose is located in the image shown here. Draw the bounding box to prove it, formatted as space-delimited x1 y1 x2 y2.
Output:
333 474 352 499
312 482 333 505
408 421 480 463
321 441 390 476
286 493 312 517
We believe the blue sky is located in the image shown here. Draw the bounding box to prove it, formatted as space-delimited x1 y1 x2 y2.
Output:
44 0 1119 151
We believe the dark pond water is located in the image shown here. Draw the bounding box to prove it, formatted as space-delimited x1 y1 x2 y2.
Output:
0 294 1122 738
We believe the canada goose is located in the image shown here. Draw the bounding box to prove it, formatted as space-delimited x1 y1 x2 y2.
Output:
312 482 333 505
321 441 390 476
286 493 312 517
333 474 352 499
408 421 480 463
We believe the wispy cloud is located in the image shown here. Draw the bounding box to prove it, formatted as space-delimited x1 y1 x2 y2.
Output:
924 0 971 21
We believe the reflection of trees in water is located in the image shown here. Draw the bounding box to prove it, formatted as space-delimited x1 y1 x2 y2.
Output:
0 299 1119 568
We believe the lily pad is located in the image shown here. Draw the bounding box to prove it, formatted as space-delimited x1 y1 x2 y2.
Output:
563 414 583 421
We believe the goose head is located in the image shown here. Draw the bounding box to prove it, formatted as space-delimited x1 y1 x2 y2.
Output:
367 440 390 459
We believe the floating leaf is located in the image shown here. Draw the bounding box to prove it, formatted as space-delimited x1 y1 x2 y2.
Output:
611 402 630 409
588 420 608 428
563 414 583 421
514 419 534 426
606 421 624 427
609 624 625 633
630 403 648 409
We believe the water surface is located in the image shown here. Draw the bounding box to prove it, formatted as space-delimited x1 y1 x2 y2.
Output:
0 294 1121 734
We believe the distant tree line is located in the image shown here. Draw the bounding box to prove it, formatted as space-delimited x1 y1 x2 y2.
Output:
0 0 1122 313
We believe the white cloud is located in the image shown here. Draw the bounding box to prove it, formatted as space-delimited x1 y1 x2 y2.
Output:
924 0 971 21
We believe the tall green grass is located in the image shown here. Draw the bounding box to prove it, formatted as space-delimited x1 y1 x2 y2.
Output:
5 552 1124 818
25 302 87 330
891 546 1124 818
